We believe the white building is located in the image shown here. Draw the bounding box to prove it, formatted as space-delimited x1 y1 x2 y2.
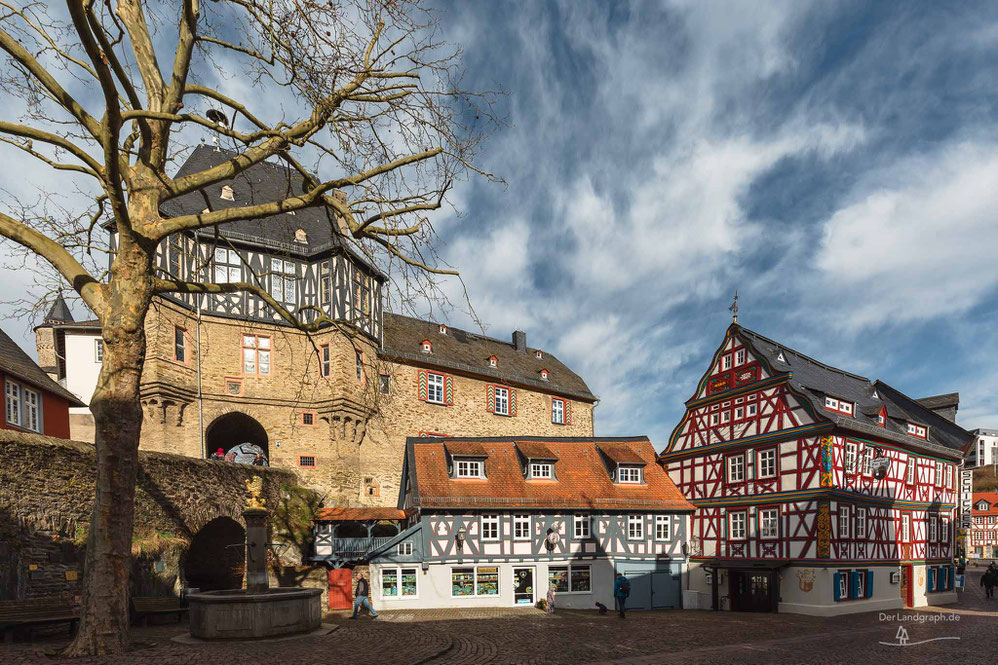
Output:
968 429 998 469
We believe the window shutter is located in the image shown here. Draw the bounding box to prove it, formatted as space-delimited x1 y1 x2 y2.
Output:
509 388 517 417
486 384 496 413
865 570 874 598
927 568 935 592
417 370 428 401
833 573 841 601
565 400 572 425
444 374 454 405
849 571 858 599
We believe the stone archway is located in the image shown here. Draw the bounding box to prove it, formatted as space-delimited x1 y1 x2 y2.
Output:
182 517 245 591
205 412 269 459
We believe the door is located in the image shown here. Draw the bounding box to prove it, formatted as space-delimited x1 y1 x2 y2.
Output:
730 571 773 612
328 568 353 610
513 567 535 605
651 571 679 609
901 565 913 608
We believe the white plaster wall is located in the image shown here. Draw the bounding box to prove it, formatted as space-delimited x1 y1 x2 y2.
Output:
64 331 101 411
779 565 902 616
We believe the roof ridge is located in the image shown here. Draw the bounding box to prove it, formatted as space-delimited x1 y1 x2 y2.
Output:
384 312 524 351
738 325 871 383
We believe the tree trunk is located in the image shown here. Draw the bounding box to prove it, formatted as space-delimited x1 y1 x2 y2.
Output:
62 234 153 657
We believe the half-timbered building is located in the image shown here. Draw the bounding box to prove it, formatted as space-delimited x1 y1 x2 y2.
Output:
660 322 972 615
362 436 694 610
968 492 998 559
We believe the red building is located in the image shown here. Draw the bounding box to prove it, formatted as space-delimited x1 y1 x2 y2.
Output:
969 492 998 559
1 326 84 439
660 322 971 615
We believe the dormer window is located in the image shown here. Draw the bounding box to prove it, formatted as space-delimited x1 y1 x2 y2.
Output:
220 184 234 201
535 350 543 359
294 228 308 244
824 396 853 416
735 349 746 365
421 339 432 354
529 462 553 479
877 407 886 427
776 351 786 363
455 458 484 478
438 324 447 335
907 422 927 439
616 466 643 484
488 355 498 368
540 369 549 381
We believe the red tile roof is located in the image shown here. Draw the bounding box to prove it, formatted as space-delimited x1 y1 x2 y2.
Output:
972 492 998 516
315 507 408 522
514 441 557 459
443 441 489 457
597 443 647 465
408 437 695 511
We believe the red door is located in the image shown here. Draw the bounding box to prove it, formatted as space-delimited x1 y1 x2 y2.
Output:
901 565 914 608
328 568 353 610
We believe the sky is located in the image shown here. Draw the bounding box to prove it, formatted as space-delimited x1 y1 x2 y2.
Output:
2 1 998 447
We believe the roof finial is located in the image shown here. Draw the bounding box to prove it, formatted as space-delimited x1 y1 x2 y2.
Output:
729 289 739 324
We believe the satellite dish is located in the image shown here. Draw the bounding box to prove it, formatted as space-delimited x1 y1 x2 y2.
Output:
206 109 229 126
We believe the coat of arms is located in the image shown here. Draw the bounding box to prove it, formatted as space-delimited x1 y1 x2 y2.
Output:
796 568 815 593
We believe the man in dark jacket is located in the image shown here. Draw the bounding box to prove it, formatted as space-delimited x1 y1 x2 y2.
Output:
983 568 997 599
613 573 630 618
350 573 379 619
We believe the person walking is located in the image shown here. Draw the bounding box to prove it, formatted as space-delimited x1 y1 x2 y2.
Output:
982 567 996 599
350 573 379 619
613 572 630 618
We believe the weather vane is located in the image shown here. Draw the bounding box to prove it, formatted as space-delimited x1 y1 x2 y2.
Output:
729 290 739 324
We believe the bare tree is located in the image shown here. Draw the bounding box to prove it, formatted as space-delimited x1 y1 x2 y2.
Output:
0 0 495 656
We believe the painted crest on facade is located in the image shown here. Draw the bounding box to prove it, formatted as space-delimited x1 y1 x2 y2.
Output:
816 501 831 558
819 435 834 488
797 568 815 593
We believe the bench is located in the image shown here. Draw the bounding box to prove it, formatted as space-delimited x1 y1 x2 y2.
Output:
0 597 79 644
130 596 188 626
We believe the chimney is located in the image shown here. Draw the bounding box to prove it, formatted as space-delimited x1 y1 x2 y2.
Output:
512 330 526 352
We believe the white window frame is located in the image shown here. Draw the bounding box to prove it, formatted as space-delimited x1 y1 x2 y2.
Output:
574 514 591 540
901 514 910 542
481 514 500 541
825 396 839 410
726 454 745 483
757 448 777 479
722 354 732 370
655 515 671 541
627 515 644 540
759 508 779 539
856 508 867 539
721 410 731 423
735 349 746 365
729 511 747 540
929 515 937 543
845 442 857 474
617 466 642 484
23 388 40 433
426 372 444 404
861 448 873 475
397 541 413 556
934 461 943 486
906 458 915 484
494 386 509 416
747 403 758 417
213 247 241 283
269 257 297 305
5 380 21 427
855 570 866 598
838 572 848 599
455 459 483 479
241 334 271 375
552 398 565 424
380 566 418 599
513 514 531 541
710 413 719 426
548 563 593 594
94 339 104 363
839 505 850 539
530 462 553 479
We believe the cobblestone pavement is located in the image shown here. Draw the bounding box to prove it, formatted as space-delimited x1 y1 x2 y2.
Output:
3 568 996 665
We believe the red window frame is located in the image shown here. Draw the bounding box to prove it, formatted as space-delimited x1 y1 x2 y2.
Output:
297 410 317 427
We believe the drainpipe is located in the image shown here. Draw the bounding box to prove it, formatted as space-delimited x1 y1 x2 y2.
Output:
197 294 205 459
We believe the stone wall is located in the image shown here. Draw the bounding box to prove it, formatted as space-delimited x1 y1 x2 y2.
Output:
0 429 300 601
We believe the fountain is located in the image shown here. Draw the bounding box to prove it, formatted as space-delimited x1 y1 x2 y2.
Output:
186 477 322 640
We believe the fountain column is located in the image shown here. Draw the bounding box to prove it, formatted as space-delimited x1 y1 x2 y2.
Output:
244 507 269 592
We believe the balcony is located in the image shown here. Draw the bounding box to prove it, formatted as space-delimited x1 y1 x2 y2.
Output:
314 535 395 561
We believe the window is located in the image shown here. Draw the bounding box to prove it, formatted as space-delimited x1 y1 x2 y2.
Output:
353 271 372 319
168 235 183 277
397 541 413 556
241 335 271 374
726 454 745 483
617 466 642 483
494 386 509 416
548 565 591 593
355 349 363 382
382 568 399 597
268 258 297 305
21 389 40 433
929 515 937 542
840 401 853 415
825 396 853 416
856 508 867 539
427 372 444 403
552 398 565 424
760 508 779 539
570 566 592 592
452 568 475 596
421 340 432 354
574 514 590 540
174 326 186 363
319 261 330 305
627 515 644 540
907 422 927 438
319 345 331 377
735 407 744 420
655 515 670 541
906 458 915 484
220 184 234 200
825 396 839 410
721 410 731 423
747 403 758 416
729 511 747 540
476 567 499 595
901 514 910 542
94 339 103 363
839 505 850 539
530 462 553 479
877 411 885 426
548 566 569 592
855 570 866 598
5 381 20 427
845 442 857 473
513 514 531 541
861 448 873 475
298 455 316 467
722 354 732 370
300 412 315 425
934 461 943 486
481 514 499 541
379 374 391 395
711 413 719 426
838 572 848 600
735 349 746 365
455 459 483 478
213 247 241 283
488 356 497 368
757 448 777 479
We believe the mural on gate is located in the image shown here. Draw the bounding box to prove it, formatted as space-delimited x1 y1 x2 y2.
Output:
796 568 814 592
816 501 831 558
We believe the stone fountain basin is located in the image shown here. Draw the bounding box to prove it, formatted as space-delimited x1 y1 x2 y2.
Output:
187 587 322 640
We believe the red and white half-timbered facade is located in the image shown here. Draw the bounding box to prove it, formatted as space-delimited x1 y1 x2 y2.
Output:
661 323 971 615
968 492 998 558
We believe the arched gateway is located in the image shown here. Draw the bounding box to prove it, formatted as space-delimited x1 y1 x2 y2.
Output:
205 412 269 459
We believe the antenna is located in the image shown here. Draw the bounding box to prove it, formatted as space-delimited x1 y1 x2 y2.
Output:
729 290 739 324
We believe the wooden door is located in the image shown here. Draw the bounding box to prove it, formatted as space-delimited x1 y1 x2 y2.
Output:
328 568 353 610
900 565 913 608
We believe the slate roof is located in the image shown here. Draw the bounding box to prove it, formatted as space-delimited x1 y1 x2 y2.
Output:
44 295 73 323
402 436 695 511
915 393 960 411
972 492 998 516
382 314 596 402
736 325 973 459
314 507 408 522
0 327 85 406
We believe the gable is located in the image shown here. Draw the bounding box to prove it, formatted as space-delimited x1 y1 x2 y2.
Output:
691 330 774 401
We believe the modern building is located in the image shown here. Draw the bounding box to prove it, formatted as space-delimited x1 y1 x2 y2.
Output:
968 492 998 559
38 145 597 504
660 322 970 615
359 436 694 611
1 325 85 438
967 429 998 469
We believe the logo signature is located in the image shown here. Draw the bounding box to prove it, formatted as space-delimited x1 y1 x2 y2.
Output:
879 626 961 648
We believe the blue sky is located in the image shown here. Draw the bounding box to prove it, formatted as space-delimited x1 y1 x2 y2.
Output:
2 1 998 447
